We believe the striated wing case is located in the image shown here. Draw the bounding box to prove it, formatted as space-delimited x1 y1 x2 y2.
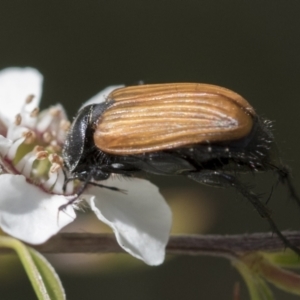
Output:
94 83 254 155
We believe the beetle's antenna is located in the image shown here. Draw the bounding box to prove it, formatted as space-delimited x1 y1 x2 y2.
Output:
87 181 127 194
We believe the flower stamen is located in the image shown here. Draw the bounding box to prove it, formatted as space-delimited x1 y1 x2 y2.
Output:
2 94 73 195
42 132 53 143
50 163 61 173
14 114 22 126
30 107 39 118
49 153 63 166
49 107 61 118
60 120 71 132
35 150 49 160
22 130 36 144
25 94 35 104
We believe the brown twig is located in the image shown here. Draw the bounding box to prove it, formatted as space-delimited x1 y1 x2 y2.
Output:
1 231 300 259
3 231 295 259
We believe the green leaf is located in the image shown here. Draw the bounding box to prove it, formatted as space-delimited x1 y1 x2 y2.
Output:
257 254 300 296
233 259 274 300
0 236 65 300
28 247 66 300
236 252 300 297
262 250 300 268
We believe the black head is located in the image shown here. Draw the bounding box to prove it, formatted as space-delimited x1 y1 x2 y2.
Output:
62 103 110 181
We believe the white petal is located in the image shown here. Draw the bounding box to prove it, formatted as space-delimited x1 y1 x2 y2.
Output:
86 177 172 265
82 85 124 108
0 67 43 123
0 174 75 244
0 135 12 156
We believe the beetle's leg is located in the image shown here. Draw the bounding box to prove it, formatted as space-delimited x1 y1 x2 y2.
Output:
62 169 86 193
62 168 69 192
265 162 300 208
277 165 300 207
59 171 94 211
62 176 77 193
188 170 300 255
188 171 270 217
60 174 125 212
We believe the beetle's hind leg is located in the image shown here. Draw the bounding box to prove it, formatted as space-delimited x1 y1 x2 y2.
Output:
274 164 300 207
187 170 300 255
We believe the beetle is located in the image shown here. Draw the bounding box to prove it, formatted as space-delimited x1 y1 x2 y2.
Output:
62 83 300 254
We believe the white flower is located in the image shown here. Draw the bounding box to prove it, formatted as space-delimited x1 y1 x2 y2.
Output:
0 67 172 266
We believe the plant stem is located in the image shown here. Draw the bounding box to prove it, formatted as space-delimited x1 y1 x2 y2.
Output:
0 231 296 259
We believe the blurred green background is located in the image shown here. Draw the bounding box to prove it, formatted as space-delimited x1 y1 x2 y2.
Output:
1 1 300 299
